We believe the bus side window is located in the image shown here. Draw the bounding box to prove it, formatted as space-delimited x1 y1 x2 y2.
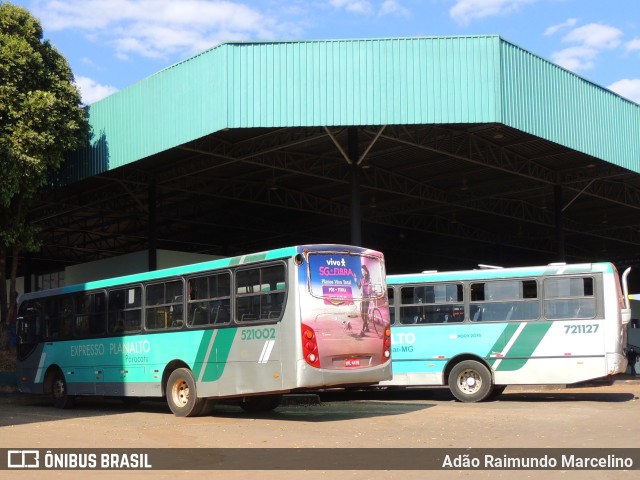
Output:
145 280 183 330
236 264 285 323
109 312 124 333
470 304 482 322
187 272 231 327
212 299 231 324
399 307 418 324
124 310 141 332
422 283 463 324
470 280 539 322
399 286 419 324
60 297 73 339
544 276 595 320
17 300 43 360
91 292 107 335
109 287 142 334
44 297 73 340
74 292 106 337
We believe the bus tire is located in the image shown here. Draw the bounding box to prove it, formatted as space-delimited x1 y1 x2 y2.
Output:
51 370 75 409
240 394 282 413
166 368 205 417
448 360 493 403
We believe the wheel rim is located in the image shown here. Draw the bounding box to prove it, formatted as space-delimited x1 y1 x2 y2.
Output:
52 378 65 400
457 368 482 395
171 379 190 407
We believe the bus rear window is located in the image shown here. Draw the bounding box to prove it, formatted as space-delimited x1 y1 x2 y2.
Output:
307 253 384 302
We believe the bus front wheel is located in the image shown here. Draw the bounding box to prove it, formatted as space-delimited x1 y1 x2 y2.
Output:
51 370 75 409
166 368 205 417
448 360 493 403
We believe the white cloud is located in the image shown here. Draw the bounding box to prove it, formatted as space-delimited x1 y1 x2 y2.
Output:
379 0 410 17
328 0 409 17
449 0 536 26
549 22 623 72
75 76 119 104
544 18 577 36
330 0 374 14
550 46 599 71
608 79 640 104
32 0 283 60
562 23 622 49
626 38 640 53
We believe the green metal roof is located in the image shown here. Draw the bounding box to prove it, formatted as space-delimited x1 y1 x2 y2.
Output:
72 35 640 181
499 40 640 172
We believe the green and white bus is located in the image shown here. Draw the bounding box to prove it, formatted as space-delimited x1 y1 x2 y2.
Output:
16 245 392 416
385 262 631 402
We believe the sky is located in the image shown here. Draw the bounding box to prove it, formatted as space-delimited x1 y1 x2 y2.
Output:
7 0 640 105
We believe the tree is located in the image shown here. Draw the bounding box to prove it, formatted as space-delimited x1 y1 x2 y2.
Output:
0 2 88 350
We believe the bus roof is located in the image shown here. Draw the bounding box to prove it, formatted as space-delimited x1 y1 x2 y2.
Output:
20 244 381 302
387 262 615 285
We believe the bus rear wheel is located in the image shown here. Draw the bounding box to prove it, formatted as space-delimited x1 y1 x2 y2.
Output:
51 370 75 409
448 360 493 403
166 368 205 417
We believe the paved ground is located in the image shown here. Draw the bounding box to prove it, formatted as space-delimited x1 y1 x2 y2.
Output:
1 377 639 480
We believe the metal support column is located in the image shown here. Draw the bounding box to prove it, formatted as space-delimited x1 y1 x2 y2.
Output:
348 127 362 246
148 178 157 271
554 184 565 262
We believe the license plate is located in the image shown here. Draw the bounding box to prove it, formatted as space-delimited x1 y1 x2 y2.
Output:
345 358 361 367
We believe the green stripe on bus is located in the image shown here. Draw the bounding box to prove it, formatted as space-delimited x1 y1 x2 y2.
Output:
243 252 269 263
192 330 215 379
487 323 520 367
495 322 553 371
201 327 238 382
229 256 243 266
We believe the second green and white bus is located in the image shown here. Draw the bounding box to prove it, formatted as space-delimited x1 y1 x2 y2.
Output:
16 245 392 416
385 262 631 402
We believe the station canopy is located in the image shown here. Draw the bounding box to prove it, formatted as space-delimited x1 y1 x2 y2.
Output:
27 36 640 288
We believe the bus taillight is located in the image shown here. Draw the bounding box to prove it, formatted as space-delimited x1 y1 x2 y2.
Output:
383 327 391 359
302 324 321 368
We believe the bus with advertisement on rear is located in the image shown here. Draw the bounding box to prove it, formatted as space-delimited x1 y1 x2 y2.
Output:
15 244 392 416
384 262 631 402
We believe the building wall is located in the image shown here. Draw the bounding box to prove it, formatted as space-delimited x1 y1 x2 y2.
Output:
65 250 220 285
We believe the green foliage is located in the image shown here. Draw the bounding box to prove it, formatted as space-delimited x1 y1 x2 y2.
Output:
0 3 87 210
0 1 88 245
0 2 89 335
